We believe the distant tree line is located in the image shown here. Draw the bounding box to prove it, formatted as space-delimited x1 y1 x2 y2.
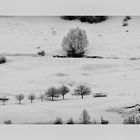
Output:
61 16 107 24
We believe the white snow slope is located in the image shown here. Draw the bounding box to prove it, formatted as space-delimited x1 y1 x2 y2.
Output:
0 16 140 124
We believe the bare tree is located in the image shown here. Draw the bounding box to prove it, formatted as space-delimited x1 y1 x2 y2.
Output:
39 94 44 102
15 94 24 104
45 87 59 101
73 84 91 99
28 94 36 103
62 27 89 57
0 96 9 105
58 85 70 99
79 109 91 124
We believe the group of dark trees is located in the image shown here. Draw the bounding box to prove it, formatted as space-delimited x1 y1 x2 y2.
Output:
0 84 91 105
3 109 109 125
53 109 109 124
45 84 91 101
0 56 6 64
61 16 107 24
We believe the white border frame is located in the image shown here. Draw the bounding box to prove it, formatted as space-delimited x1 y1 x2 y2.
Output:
0 0 140 140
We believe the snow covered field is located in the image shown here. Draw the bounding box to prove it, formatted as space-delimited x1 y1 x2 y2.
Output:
0 16 140 124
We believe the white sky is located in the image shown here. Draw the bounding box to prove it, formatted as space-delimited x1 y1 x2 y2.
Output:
0 0 139 15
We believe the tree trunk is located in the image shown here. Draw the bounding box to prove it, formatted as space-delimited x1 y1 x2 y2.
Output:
63 95 64 100
31 100 32 103
19 100 21 104
52 96 54 101
81 95 84 99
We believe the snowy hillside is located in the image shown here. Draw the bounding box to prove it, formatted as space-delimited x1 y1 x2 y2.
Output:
0 16 140 58
0 16 140 124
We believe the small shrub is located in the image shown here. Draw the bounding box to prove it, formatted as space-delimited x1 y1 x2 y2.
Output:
0 56 6 64
15 94 24 104
38 50 45 56
125 16 131 20
4 120 12 124
93 93 107 98
45 87 59 101
66 118 74 124
123 21 128 26
58 85 70 99
28 94 36 103
61 16 78 20
100 116 109 124
73 84 91 99
79 109 91 124
62 27 89 57
53 117 63 124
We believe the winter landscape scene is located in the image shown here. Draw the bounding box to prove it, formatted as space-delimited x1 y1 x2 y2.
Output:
0 16 140 124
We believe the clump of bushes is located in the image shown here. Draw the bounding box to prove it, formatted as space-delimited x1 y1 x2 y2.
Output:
61 16 108 24
4 120 12 124
124 16 131 21
38 50 45 56
62 27 89 57
93 93 107 98
100 116 109 124
123 21 128 26
53 117 63 124
0 56 6 64
66 118 74 124
122 16 131 27
123 114 140 124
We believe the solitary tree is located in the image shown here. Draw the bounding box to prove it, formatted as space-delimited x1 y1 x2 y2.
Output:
45 87 59 101
79 109 91 124
58 85 70 99
62 27 89 57
28 94 36 103
15 94 24 104
0 96 9 105
73 84 91 99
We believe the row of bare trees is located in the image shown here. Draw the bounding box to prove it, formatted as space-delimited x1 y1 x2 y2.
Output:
16 93 36 104
0 84 92 105
45 84 91 101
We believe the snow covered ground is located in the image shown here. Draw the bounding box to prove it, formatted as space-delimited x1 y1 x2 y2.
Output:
0 16 140 124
